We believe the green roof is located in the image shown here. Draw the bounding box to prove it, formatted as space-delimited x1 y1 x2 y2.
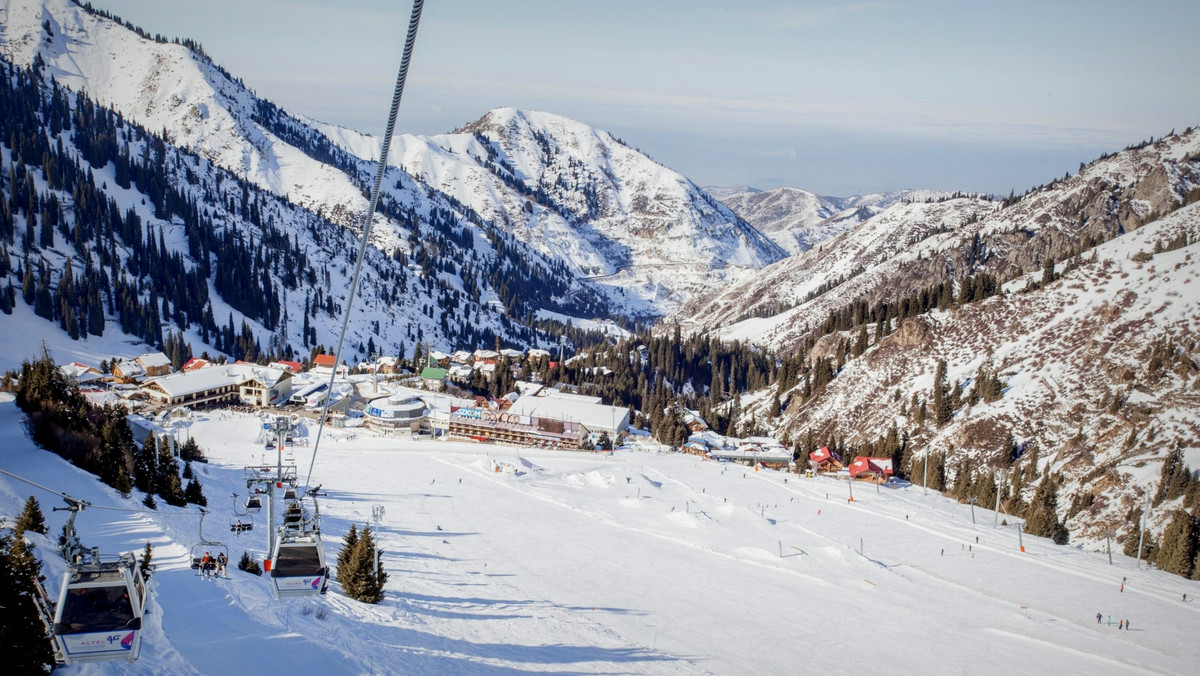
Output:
420 367 448 380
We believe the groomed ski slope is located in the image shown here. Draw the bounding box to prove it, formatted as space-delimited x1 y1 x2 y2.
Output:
2 395 1197 675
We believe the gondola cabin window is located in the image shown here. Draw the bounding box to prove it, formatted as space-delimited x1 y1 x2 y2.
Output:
273 545 322 577
59 586 135 633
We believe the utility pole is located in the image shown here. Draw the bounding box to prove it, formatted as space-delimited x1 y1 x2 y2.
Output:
1136 491 1152 570
1018 523 1025 553
922 454 929 496
969 497 977 525
847 477 854 503
371 504 385 582
1105 531 1113 565
993 473 1002 529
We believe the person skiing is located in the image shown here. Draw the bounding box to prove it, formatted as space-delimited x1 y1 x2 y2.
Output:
1125 619 1130 630
1096 612 1102 624
216 552 228 578
1118 619 1123 630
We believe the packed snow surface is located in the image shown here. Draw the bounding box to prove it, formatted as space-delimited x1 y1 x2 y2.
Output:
2 396 1197 674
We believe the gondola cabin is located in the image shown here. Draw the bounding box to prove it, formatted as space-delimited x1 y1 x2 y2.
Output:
245 494 262 512
269 532 328 598
51 557 147 664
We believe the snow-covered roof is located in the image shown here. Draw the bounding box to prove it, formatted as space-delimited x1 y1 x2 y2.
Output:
181 358 212 372
270 360 304 373
429 351 450 361
137 352 171 369
143 365 289 399
113 358 145 377
500 348 524 358
542 389 602 405
508 394 627 432
527 348 551 358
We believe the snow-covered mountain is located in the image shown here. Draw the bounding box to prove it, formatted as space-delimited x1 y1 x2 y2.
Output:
318 107 786 314
683 132 1200 351
0 0 784 320
711 186 952 254
0 2 612 364
689 130 1200 552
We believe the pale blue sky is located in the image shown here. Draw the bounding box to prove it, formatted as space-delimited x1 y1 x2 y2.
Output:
93 0 1199 196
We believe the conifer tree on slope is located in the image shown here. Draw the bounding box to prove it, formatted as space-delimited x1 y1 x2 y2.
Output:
0 530 55 672
1156 509 1197 578
15 495 46 535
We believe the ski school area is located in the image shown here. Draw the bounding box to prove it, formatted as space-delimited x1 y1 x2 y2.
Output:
1 393 1198 675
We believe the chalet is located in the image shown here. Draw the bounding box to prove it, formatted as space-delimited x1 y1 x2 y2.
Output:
181 357 212 372
473 349 500 365
374 356 400 374
311 354 348 377
447 363 473 383
508 391 629 437
848 457 894 483
809 446 845 473
500 348 524 361
428 351 452 367
60 362 104 385
420 366 448 391
136 352 172 378
526 348 551 362
269 360 304 374
683 410 709 432
140 365 292 409
451 350 474 365
111 358 146 383
710 443 791 469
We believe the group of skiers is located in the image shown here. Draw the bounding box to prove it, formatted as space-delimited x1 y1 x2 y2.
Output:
199 551 228 579
1096 613 1131 630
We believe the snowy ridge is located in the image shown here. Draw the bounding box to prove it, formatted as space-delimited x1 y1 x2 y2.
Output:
777 199 1200 545
0 0 372 223
712 186 952 254
317 107 787 315
681 130 1200 350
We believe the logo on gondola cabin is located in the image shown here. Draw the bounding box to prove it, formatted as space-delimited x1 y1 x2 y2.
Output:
310 576 322 589
120 631 135 649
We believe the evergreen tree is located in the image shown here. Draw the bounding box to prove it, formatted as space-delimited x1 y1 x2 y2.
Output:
0 530 55 672
336 524 358 578
237 551 262 575
155 437 186 507
15 496 46 535
1156 509 1197 577
133 433 157 494
932 360 952 425
184 476 207 507
140 542 154 580
1025 474 1069 544
1153 446 1191 505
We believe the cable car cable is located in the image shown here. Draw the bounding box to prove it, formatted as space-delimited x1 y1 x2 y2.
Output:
305 0 425 491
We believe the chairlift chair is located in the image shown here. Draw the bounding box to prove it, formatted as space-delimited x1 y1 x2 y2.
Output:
189 509 228 572
245 494 263 512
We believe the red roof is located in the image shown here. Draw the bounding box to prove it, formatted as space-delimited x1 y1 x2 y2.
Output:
272 360 303 373
848 457 894 478
809 446 841 464
181 358 211 372
313 354 337 367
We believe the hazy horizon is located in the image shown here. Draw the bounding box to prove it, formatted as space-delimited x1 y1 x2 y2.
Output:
88 0 1200 196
